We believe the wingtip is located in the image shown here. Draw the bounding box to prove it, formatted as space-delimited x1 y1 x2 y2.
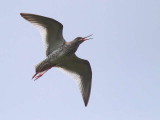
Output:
83 97 89 107
20 13 25 16
84 102 88 107
20 13 31 17
20 13 27 18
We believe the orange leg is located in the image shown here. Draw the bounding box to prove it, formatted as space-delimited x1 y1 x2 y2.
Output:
32 67 51 80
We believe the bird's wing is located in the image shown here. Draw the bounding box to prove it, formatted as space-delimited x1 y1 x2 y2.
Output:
20 13 65 56
57 55 92 106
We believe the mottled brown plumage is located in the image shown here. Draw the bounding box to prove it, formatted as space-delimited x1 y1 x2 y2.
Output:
20 13 92 106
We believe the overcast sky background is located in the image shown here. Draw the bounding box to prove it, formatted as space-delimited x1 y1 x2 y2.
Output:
0 0 160 120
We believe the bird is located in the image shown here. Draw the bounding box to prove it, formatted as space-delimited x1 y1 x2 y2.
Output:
20 13 92 106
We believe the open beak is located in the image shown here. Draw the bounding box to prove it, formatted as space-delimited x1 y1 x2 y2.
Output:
81 34 93 41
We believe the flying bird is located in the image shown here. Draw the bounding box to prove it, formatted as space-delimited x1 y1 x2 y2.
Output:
20 13 92 106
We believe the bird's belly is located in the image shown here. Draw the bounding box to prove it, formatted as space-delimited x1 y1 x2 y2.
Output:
47 44 77 66
48 51 71 66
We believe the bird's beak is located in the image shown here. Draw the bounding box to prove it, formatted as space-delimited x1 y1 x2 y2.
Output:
81 34 93 41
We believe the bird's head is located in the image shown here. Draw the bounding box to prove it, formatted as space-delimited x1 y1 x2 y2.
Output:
74 34 93 44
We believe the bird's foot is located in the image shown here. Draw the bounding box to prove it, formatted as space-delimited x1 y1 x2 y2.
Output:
34 72 44 80
32 69 49 81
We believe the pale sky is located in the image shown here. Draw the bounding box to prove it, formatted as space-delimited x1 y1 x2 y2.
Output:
0 0 160 120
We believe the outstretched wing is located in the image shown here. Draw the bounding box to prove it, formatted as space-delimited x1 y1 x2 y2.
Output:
20 13 65 56
58 55 92 106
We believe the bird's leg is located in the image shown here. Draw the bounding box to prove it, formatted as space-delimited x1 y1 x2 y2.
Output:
32 67 51 81
34 70 47 80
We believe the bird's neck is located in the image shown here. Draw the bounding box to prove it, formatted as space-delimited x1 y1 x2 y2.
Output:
65 41 80 55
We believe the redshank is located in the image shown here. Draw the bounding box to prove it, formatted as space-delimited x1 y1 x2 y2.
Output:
20 13 92 106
